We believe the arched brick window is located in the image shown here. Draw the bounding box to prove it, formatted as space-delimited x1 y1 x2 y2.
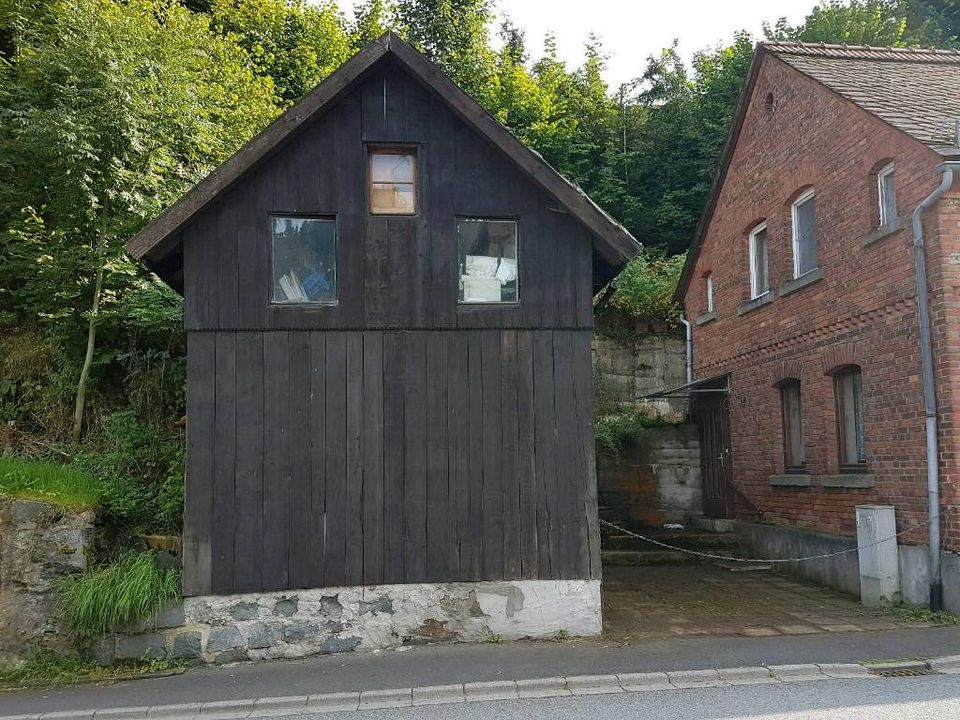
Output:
778 379 805 472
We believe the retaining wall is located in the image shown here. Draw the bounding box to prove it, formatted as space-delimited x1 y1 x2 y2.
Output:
0 499 95 661
593 330 687 417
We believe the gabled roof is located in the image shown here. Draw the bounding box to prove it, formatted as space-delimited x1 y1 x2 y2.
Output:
676 41 960 303
127 31 639 288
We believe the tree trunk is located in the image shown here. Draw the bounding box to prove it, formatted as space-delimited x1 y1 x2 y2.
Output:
71 238 107 444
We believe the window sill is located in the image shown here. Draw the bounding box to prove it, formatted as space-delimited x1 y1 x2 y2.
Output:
737 292 774 316
820 473 875 489
779 267 823 297
861 216 907 248
770 474 812 487
695 311 715 326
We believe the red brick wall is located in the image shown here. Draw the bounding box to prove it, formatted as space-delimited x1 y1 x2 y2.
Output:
683 53 960 548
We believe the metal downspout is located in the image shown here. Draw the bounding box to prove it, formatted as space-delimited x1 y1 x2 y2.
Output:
679 313 693 385
911 161 960 612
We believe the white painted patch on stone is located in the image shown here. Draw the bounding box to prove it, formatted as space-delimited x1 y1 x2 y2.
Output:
171 579 600 663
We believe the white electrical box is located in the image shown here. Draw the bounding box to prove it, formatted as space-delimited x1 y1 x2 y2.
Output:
856 505 901 607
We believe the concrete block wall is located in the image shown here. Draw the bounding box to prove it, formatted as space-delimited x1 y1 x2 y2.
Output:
593 331 687 418
598 425 702 526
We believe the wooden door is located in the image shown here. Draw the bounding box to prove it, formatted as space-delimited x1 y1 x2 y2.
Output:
696 396 734 519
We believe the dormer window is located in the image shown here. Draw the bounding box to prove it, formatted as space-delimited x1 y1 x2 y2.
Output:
877 163 897 227
369 147 417 214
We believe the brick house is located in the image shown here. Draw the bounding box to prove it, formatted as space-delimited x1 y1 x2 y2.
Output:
676 42 960 610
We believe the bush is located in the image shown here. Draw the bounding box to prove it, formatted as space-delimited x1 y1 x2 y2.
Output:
595 407 678 454
597 250 685 329
72 411 184 534
57 551 181 639
0 456 102 509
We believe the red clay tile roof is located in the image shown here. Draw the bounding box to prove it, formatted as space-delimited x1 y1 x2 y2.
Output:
764 41 960 154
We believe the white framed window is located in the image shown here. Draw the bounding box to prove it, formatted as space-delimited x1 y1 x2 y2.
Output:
878 163 897 227
749 222 770 299
791 188 817 278
705 273 714 313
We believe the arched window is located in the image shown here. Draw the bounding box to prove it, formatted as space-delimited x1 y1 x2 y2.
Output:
834 366 867 469
779 379 805 471
877 162 897 227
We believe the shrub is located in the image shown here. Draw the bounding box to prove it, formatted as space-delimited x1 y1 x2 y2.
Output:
58 551 181 639
0 456 102 509
595 407 678 454
597 250 685 330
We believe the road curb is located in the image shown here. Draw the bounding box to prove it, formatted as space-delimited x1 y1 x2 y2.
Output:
4 655 956 720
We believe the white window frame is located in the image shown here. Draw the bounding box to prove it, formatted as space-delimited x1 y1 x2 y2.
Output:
877 162 896 227
791 188 817 279
705 273 714 313
748 222 769 300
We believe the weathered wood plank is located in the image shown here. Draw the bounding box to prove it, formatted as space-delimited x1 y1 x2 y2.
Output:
345 332 365 586
445 331 469 579
323 331 348 587
572 330 601 579
552 329 579 579
403 331 428 582
381 331 406 583
183 332 216 595
500 330 521 580
216 197 239 329
425 332 449 582
262 331 291 591
287 331 313 589
516 331 539 579
210 333 236 594
362 331 385 585
532 330 558 579
464 331 484 580
336 96 364 326
233 331 264 592
308 331 327 588
480 330 504 579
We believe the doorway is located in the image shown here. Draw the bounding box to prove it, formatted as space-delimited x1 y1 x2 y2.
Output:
693 383 734 519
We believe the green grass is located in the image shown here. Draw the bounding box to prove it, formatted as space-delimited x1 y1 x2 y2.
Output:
0 649 183 690
58 551 181 638
0 456 102 509
889 602 960 625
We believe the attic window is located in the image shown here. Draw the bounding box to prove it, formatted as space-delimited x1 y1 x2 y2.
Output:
271 216 337 304
458 218 519 303
877 163 897 227
369 147 417 214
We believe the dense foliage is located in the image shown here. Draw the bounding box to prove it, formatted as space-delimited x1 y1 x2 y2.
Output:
0 0 957 538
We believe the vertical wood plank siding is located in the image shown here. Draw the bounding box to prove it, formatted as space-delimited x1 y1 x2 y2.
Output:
185 329 597 595
180 60 600 595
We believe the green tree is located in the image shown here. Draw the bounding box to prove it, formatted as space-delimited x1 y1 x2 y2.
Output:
394 0 497 105
0 0 277 441
210 0 352 104
765 0 948 46
351 0 394 49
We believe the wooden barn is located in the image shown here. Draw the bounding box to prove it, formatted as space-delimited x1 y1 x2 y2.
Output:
127 33 639 648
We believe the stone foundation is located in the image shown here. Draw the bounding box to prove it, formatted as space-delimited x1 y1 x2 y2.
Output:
0 499 96 662
98 579 601 664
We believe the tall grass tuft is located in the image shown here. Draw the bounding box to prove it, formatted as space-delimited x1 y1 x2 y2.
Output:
58 552 181 638
0 457 102 509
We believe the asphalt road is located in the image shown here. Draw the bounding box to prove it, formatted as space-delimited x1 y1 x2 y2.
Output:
3 626 960 715
295 676 960 720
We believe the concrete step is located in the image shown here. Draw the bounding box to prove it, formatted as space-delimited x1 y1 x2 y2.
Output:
690 517 737 533
601 549 738 567
600 529 743 552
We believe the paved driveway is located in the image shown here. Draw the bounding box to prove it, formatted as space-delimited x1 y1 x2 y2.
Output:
602 565 925 643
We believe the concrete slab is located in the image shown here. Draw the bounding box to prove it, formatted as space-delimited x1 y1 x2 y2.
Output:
929 655 960 674
463 681 518 702
617 672 672 691
565 675 622 696
818 663 874 679
357 688 412 710
305 692 360 712
515 678 570 698
666 669 725 688
412 685 466 705
769 664 827 682
717 666 779 685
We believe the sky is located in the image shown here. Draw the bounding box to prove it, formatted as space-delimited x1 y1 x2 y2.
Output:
337 0 820 87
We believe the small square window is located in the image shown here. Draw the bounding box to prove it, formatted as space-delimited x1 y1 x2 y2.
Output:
457 219 518 303
749 223 769 299
878 163 897 227
270 216 337 304
369 147 417 214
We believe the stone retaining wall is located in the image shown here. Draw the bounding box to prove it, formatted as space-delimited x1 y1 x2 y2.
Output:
598 425 701 526
593 330 687 417
0 499 96 662
95 579 602 665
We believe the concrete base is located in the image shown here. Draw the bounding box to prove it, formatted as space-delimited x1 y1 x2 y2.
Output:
736 521 960 613
94 579 601 665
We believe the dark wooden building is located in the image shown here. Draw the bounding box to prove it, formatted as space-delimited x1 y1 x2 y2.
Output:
128 33 639 600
